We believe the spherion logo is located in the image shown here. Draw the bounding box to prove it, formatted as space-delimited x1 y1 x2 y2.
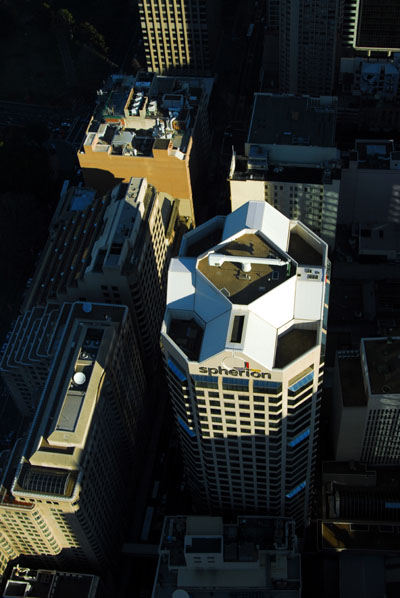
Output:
199 365 271 379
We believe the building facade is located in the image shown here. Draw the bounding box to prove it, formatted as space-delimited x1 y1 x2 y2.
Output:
1 178 178 415
332 337 400 464
278 0 340 95
138 0 222 75
78 72 213 224
153 515 301 597
161 201 330 527
229 94 341 248
0 302 146 576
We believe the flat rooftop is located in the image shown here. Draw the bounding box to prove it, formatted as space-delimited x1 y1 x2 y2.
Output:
185 227 224 258
156 516 300 598
356 0 400 49
275 328 317 368
363 337 400 395
198 232 295 305
248 94 336 148
4 568 97 598
337 354 367 407
232 156 341 184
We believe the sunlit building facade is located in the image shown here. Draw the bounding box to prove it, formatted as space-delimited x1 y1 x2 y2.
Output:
161 201 330 527
138 0 222 75
0 302 146 576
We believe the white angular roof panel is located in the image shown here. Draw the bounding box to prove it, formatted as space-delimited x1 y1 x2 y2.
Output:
241 312 277 370
199 311 232 362
164 201 328 369
294 279 324 320
166 258 196 311
194 270 231 323
251 276 296 329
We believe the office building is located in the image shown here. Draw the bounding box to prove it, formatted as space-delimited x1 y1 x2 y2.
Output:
78 72 214 224
1 178 178 415
229 94 340 247
332 337 400 464
138 0 222 75
0 302 146 576
2 565 105 598
161 201 330 526
152 515 301 597
278 0 340 95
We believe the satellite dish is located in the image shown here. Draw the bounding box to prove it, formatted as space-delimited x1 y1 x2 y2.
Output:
82 302 92 313
73 372 86 386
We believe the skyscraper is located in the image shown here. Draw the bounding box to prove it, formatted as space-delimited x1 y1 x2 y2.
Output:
138 0 222 75
279 0 340 95
0 302 146 575
161 201 330 526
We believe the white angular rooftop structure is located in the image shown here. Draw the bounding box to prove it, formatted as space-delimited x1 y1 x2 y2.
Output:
163 201 329 372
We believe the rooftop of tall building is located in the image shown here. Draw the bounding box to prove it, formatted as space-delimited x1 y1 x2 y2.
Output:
81 72 213 159
153 516 300 598
164 202 328 369
7 302 128 503
3 566 100 598
248 94 337 148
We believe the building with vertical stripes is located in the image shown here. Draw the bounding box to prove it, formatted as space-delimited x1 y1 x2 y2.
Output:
161 201 330 527
138 0 222 75
0 302 146 576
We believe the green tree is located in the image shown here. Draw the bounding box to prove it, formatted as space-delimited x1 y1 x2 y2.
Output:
76 21 108 54
56 8 75 29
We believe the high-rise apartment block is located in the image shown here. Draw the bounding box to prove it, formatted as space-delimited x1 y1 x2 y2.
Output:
229 94 341 247
332 337 400 464
161 201 330 526
278 0 340 95
138 0 222 75
153 515 301 597
0 302 146 576
78 72 213 224
1 177 177 415
3 565 105 598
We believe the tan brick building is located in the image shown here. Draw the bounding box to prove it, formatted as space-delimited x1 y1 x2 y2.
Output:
78 72 213 224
